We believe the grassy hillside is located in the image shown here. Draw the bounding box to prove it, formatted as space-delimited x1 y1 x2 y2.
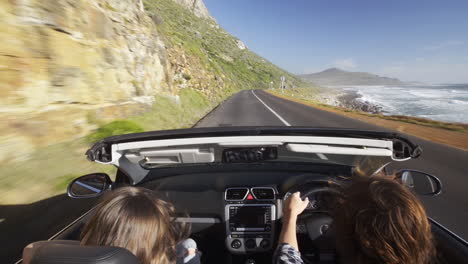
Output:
144 0 304 95
0 90 216 204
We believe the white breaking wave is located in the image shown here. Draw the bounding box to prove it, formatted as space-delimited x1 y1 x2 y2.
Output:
340 84 468 123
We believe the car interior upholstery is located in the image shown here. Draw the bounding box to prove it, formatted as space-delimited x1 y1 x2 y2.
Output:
22 240 140 264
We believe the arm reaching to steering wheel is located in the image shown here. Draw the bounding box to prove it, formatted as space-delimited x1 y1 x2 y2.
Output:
280 192 309 250
274 192 309 264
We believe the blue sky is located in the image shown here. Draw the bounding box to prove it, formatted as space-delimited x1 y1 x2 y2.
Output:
204 0 468 83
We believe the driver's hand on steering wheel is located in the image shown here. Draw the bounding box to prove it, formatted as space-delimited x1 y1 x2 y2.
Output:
283 192 309 218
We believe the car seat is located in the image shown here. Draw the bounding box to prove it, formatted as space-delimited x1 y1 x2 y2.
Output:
22 240 140 264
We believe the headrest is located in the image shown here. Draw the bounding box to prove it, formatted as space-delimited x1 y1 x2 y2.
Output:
23 240 140 264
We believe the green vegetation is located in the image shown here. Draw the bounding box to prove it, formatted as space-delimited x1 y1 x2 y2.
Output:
103 2 118 12
144 0 306 91
182 73 192 80
87 120 144 142
130 89 213 130
53 174 81 192
0 89 216 204
0 139 117 204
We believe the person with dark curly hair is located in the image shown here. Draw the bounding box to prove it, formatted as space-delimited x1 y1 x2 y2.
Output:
274 176 435 264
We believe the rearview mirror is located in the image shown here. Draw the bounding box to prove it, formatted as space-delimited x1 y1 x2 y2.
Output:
397 170 442 196
67 173 112 198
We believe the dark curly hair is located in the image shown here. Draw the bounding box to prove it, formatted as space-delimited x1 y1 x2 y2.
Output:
333 175 435 264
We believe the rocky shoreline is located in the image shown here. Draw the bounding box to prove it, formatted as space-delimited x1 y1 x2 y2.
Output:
316 88 384 114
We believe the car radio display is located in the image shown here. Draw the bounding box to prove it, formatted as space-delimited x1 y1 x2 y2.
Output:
230 206 267 228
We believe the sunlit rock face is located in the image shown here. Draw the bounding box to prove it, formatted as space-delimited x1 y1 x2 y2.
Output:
171 0 214 20
0 0 171 161
1 0 168 109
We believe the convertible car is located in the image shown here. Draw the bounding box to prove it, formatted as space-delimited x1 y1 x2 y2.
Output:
20 127 467 264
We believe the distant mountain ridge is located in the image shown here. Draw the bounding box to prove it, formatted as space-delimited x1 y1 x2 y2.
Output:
300 68 406 86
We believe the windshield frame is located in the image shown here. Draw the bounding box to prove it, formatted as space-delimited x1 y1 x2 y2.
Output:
86 126 420 163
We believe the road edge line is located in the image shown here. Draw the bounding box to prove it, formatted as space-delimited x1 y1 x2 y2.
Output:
251 90 291 126
252 90 330 160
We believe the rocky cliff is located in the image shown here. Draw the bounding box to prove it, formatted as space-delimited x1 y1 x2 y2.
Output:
0 0 302 163
171 0 214 20
0 0 174 162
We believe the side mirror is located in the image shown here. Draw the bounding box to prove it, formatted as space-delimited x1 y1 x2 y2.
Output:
67 173 112 198
397 170 442 196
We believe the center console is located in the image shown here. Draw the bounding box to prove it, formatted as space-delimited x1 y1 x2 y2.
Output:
224 187 277 253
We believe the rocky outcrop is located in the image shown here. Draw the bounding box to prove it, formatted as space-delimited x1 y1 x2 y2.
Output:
171 0 214 20
1 0 172 108
236 40 246 50
315 90 383 114
0 0 172 162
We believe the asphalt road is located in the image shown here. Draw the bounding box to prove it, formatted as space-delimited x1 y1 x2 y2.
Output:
196 89 468 241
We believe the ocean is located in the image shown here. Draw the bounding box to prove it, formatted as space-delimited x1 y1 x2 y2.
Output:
340 84 468 123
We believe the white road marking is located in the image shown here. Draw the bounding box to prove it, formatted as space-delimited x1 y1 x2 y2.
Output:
251 90 291 126
316 153 329 160
251 90 328 160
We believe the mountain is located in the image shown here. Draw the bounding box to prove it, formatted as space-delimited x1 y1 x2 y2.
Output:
300 68 406 86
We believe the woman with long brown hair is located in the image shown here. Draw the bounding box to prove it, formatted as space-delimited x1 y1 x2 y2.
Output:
81 187 200 264
333 175 435 264
274 175 435 264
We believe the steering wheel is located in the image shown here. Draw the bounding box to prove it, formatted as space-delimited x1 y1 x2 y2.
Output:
283 185 344 260
302 188 341 242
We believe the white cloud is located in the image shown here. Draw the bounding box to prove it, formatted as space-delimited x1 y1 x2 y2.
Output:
331 58 357 70
423 40 464 51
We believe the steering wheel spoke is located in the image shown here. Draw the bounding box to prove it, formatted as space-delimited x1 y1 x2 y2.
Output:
296 221 308 234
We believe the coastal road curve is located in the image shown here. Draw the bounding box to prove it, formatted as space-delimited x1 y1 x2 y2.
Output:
196 89 468 240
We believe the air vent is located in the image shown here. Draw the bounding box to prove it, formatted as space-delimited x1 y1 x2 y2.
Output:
252 188 275 200
225 188 249 201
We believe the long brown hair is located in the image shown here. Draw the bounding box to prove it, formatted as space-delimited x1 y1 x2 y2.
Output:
81 187 189 264
333 175 435 264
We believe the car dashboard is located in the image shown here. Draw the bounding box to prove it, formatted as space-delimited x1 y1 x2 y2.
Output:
52 164 352 263
136 165 351 258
